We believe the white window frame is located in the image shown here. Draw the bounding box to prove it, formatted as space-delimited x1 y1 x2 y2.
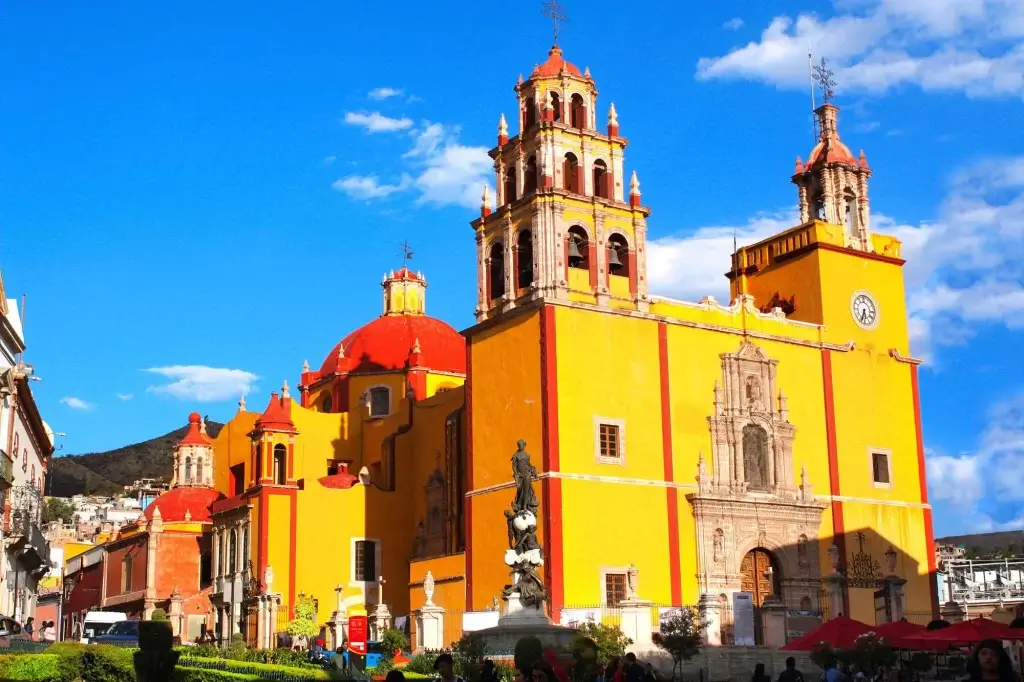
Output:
350 537 382 587
868 447 893 489
366 385 391 418
593 417 626 465
599 566 631 607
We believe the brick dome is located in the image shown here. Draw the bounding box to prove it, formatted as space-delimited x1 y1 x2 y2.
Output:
319 315 466 376
533 46 581 78
144 486 224 523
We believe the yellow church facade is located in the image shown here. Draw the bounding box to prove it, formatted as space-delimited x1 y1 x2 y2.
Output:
198 45 937 646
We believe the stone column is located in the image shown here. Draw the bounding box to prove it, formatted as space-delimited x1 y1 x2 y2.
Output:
211 528 220 589
269 594 281 649
760 596 787 648
698 594 722 646
169 588 185 639
619 600 655 653
413 604 445 652
330 584 348 650
255 596 267 649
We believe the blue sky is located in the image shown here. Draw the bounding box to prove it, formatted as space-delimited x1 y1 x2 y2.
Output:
1 1 1022 536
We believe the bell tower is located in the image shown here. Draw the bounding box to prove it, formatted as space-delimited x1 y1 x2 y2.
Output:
470 45 652 322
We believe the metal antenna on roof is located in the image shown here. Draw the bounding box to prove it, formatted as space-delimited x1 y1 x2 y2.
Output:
399 240 414 262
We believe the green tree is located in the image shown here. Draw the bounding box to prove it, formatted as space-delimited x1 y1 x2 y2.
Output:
574 623 632 664
149 609 168 621
380 627 408 661
285 596 320 642
42 497 76 525
652 608 704 682
453 632 488 682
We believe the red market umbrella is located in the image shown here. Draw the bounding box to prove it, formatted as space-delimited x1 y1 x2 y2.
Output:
782 616 874 651
871 619 927 643
893 618 1024 650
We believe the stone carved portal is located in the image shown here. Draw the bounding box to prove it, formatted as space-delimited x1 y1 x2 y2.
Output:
689 340 829 614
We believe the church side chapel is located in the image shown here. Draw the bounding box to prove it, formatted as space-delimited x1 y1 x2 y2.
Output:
127 39 936 649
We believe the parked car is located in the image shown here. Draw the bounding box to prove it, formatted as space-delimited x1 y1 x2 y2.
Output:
0 617 31 649
91 620 139 646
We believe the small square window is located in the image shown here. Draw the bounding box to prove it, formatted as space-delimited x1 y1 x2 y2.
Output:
605 572 627 607
595 420 624 463
871 450 891 486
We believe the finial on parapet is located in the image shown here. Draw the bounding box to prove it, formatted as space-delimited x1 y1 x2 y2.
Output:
608 102 619 136
281 381 290 400
481 185 492 218
498 113 508 145
629 171 641 207
302 359 310 373
238 395 247 412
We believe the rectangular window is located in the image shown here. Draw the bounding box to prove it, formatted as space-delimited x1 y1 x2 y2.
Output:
369 388 390 418
355 540 377 582
598 423 622 461
604 572 627 607
872 451 891 485
229 464 245 496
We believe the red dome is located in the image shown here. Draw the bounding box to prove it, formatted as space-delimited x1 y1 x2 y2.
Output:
319 315 466 376
144 486 223 523
533 46 581 78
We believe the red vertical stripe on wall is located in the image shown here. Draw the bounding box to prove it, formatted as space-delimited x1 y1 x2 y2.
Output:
821 350 849 615
464 339 475 611
658 323 683 605
540 306 563 620
911 365 940 617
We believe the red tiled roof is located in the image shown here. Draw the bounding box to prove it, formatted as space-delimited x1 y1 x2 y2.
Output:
389 267 424 282
254 392 296 432
318 472 360 489
144 486 223 523
532 46 582 78
318 315 466 376
178 412 212 447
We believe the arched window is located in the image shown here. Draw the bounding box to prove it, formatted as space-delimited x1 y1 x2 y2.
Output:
196 457 204 484
273 444 287 485
570 94 586 129
516 229 534 289
549 92 562 122
489 241 506 300
229 528 238 573
503 167 517 205
368 386 391 418
562 153 580 193
184 457 193 484
321 394 333 413
844 189 858 239
123 554 133 593
254 444 263 482
524 97 537 130
524 156 538 195
592 160 609 199
607 234 629 277
567 226 589 270
813 193 825 221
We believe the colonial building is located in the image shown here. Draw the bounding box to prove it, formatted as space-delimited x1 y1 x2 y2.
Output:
161 43 935 646
98 413 219 639
0 269 53 622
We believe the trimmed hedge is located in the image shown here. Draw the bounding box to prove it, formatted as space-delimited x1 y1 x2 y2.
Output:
175 669 263 682
0 653 60 680
180 655 333 680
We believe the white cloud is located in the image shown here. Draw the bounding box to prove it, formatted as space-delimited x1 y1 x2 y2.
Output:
332 174 413 200
343 111 414 133
854 121 881 132
368 87 403 100
323 155 337 167
696 0 1024 98
927 392 1024 531
60 397 94 411
333 120 492 209
723 18 745 30
145 365 258 403
115 393 133 401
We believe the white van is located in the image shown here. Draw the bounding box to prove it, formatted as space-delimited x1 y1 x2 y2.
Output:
76 611 127 644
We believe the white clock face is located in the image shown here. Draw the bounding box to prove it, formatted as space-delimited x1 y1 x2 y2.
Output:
851 291 879 329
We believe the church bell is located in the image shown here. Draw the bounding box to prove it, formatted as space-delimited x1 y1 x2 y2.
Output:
568 237 584 266
607 246 624 272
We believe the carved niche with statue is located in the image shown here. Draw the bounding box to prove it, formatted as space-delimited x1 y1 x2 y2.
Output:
688 339 828 610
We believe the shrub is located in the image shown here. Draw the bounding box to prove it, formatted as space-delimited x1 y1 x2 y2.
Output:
514 636 544 677
286 596 320 641
80 644 137 682
453 632 487 682
653 607 704 682
177 655 333 680
151 609 169 622
0 653 61 681
380 628 408 661
574 623 631 665
405 653 437 676
174 670 262 682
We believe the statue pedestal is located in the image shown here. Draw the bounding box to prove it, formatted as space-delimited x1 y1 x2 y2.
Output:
760 596 787 648
499 591 549 626
414 604 446 652
369 603 393 641
619 599 655 652
698 594 722 646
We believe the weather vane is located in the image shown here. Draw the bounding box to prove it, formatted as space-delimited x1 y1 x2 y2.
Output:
400 240 414 262
541 0 568 46
812 57 836 103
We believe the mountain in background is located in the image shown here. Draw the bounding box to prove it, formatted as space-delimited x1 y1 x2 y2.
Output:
48 421 224 498
936 530 1024 559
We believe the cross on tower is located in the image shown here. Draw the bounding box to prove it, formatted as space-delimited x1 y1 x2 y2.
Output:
812 57 837 103
399 240 414 263
541 0 568 46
